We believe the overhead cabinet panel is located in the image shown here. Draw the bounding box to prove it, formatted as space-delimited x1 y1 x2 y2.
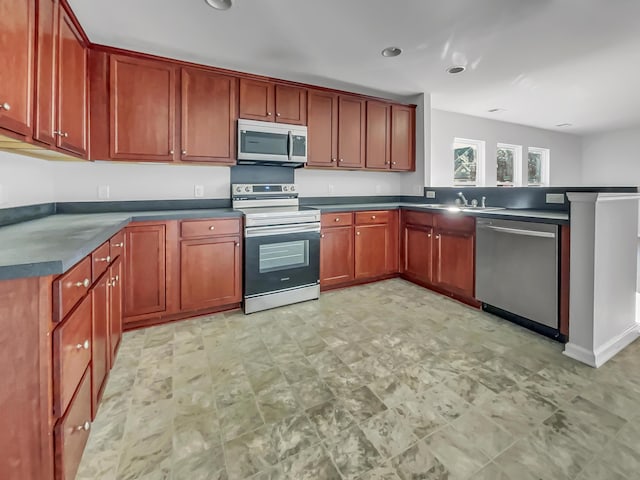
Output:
390 105 415 170
34 0 58 146
307 90 338 167
337 95 366 168
239 78 275 121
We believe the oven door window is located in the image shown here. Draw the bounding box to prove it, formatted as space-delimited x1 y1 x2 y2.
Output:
241 131 288 156
260 240 308 273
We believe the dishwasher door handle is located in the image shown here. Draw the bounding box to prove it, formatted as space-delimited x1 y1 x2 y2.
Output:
480 225 556 239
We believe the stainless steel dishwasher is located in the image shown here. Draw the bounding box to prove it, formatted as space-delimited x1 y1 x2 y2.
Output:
476 218 559 337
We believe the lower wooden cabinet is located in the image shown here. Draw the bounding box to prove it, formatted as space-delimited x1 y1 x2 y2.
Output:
109 258 123 364
355 224 389 279
320 225 354 287
91 271 109 418
433 229 474 298
402 223 433 284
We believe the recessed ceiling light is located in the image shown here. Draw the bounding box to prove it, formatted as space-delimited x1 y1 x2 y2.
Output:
381 47 402 58
447 65 466 74
488 108 505 113
556 123 573 127
205 0 233 10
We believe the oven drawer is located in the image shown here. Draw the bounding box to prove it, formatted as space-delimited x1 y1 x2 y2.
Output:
54 367 92 480
54 293 92 417
53 256 92 323
181 218 241 238
355 210 390 225
321 212 353 227
91 241 111 283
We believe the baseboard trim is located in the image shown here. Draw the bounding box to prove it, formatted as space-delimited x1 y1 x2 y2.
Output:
564 323 640 368
563 343 597 367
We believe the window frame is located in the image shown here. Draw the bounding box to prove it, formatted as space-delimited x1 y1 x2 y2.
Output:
496 143 522 187
453 138 485 187
527 147 550 186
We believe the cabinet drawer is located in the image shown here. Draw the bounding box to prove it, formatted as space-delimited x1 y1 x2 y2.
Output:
53 256 92 323
54 367 92 480
403 210 433 227
434 214 475 233
321 212 353 227
91 242 111 283
181 218 241 238
54 293 92 417
355 210 390 225
109 230 125 259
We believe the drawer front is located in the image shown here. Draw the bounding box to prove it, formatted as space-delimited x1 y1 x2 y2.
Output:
91 242 111 283
355 210 390 225
434 213 476 233
321 212 353 227
403 210 433 227
55 368 92 480
109 230 125 259
54 293 92 417
181 218 241 238
53 256 92 323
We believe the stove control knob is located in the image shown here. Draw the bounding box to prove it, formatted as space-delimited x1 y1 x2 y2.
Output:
290 186 296 192
245 186 251 192
283 186 288 192
235 186 242 193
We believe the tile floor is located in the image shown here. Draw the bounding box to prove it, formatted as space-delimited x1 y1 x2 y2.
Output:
76 279 640 480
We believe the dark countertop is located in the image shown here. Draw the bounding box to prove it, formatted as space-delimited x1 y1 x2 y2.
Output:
0 209 241 281
312 203 570 224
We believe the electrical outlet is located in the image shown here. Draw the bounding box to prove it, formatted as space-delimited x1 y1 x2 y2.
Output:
194 185 205 198
98 185 110 199
426 190 436 198
546 193 565 204
375 184 382 194
328 184 335 195
416 185 423 195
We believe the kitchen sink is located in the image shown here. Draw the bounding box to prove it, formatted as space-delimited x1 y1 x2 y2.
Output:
421 204 505 212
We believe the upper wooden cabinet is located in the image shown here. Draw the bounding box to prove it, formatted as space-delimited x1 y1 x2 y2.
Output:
365 101 415 171
180 68 237 164
337 95 366 168
110 55 176 161
34 0 57 146
365 101 391 169
0 0 34 136
390 105 415 171
239 78 306 125
307 90 338 167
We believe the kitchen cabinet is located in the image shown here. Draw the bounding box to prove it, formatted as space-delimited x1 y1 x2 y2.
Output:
109 258 123 363
239 78 306 125
0 0 34 137
123 223 167 320
180 68 237 164
91 271 109 418
320 222 355 287
110 55 176 161
34 0 57 146
365 101 391 169
337 95 366 168
433 229 474 298
390 105 415 171
402 224 433 284
307 90 338 167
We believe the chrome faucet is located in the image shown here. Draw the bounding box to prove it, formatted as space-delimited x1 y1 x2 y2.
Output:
457 192 468 207
481 196 487 208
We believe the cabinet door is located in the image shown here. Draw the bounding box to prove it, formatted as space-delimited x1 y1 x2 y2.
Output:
365 101 390 169
239 78 275 121
91 272 109 418
355 224 388 279
0 0 34 135
181 68 237 164
434 230 475 297
123 224 166 319
110 55 175 161
390 105 415 171
34 0 57 145
275 84 307 125
307 90 338 167
180 236 241 311
320 226 354 287
57 10 88 156
338 95 365 168
403 224 432 284
109 258 122 363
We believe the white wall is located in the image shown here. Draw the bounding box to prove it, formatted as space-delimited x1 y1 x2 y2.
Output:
0 151 55 207
430 109 583 187
582 125 640 186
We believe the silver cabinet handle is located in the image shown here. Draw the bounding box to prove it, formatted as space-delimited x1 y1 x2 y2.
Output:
96 256 111 263
339 159 344 163
436 235 441 239
75 421 91 432
181 150 187 155
392 161 397 165
0 102 10 111
169 150 174 155
235 242 240 247
76 340 90 350
276 113 281 117
54 130 68 137
356 231 361 236
112 242 124 248
267 112 272 116
334 218 340 222
427 233 432 238
74 278 90 288
331 158 336 163
371 215 376 220
209 226 215 230
321 234 325 238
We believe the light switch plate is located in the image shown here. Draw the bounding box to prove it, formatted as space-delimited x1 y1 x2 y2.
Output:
98 185 110 199
327 184 335 195
426 190 436 198
546 193 565 204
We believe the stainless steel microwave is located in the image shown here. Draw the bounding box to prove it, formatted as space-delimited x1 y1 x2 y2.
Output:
237 119 308 168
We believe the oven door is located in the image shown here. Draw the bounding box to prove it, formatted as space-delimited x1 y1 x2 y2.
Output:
244 223 320 297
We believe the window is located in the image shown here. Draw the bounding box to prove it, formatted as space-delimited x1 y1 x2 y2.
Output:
528 147 549 186
453 138 484 186
496 143 522 186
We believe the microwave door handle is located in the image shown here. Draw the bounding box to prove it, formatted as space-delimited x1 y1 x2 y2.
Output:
288 131 293 160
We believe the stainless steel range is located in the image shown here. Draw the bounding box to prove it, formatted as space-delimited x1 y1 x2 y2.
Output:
232 183 321 314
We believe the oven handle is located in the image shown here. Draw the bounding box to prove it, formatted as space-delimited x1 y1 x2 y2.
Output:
288 131 293 161
245 222 321 238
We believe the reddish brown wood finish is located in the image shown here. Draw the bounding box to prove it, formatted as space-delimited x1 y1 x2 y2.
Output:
355 210 391 226
390 105 415 171
110 55 176 161
180 218 241 238
109 230 125 259
403 224 433 284
53 293 92 418
57 9 88 156
0 0 34 136
239 78 275 121
355 224 389 279
90 272 109 418
180 236 242 311
434 213 475 233
109 257 123 362
180 68 237 163
91 241 111 283
123 303 241 331
320 225 355 288
52 256 91 323
307 90 338 167
402 210 434 227
54 367 91 480
274 84 307 125
365 101 391 169
559 225 570 338
0 277 53 480
433 229 475 299
88 49 109 160
337 96 366 168
321 212 353 228
123 223 167 319
34 0 58 145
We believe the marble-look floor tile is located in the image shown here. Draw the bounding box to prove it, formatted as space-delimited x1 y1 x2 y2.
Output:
471 462 511 480
368 375 417 408
391 440 450 480
442 374 495 407
270 413 320 462
224 425 278 480
417 384 470 422
281 443 342 480
307 397 355 439
256 381 301 424
357 464 402 480
451 410 514 459
341 386 388 423
219 398 264 441
326 424 382 480
361 409 418 459
424 425 490 479
291 375 334 409
173 413 221 462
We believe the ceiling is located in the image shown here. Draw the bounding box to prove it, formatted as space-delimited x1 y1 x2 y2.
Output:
68 0 640 135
